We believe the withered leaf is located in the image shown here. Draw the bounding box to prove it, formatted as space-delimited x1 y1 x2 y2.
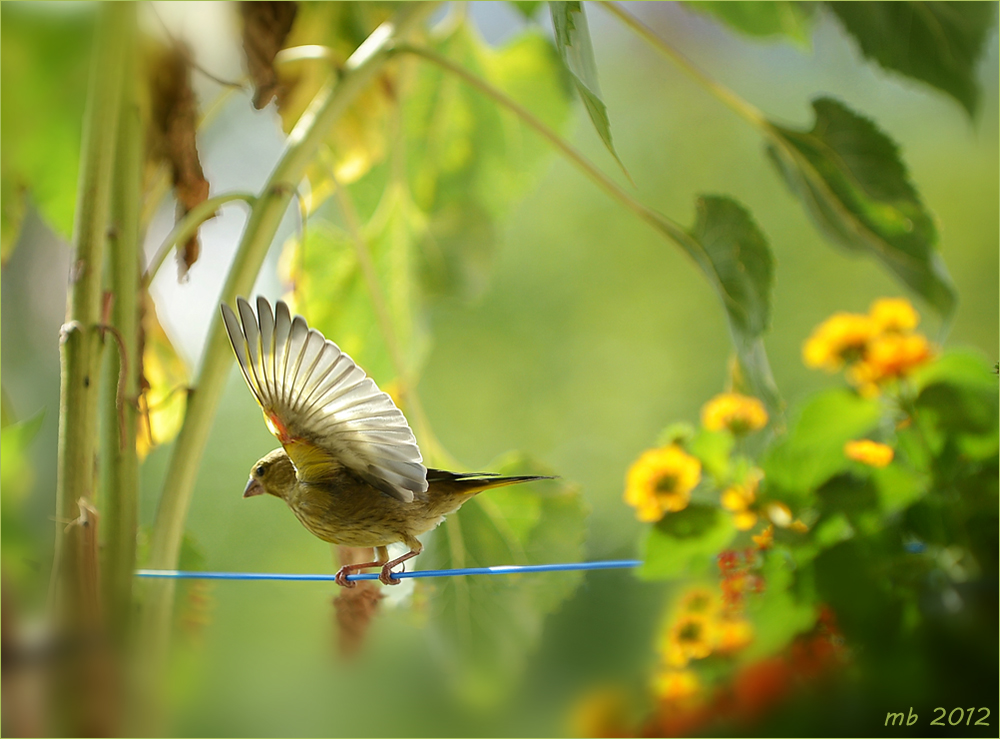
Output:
240 1 298 110
148 43 211 279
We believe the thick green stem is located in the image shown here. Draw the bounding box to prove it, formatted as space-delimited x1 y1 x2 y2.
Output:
141 1 436 659
101 12 142 637
53 2 129 617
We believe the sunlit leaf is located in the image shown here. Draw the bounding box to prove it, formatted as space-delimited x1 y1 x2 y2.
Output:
404 21 572 299
826 1 996 117
761 388 881 504
766 97 956 319
1 411 45 584
640 504 736 580
418 453 587 701
549 1 628 176
281 183 428 385
685 1 815 46
276 2 395 194
137 294 189 459
653 196 779 413
509 1 544 21
0 4 93 245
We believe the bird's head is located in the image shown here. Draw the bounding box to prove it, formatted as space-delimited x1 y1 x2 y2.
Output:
244 448 297 500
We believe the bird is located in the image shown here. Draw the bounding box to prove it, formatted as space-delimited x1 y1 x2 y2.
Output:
220 296 549 587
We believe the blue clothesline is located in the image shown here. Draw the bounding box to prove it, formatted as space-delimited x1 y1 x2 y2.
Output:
135 559 643 582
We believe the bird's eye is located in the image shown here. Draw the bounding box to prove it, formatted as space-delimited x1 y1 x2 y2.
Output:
255 465 266 477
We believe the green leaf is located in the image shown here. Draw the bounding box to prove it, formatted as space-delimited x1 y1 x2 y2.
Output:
0 411 45 510
640 504 736 580
418 453 587 702
403 22 572 300
1 5 94 245
762 388 881 503
766 97 956 319
688 428 734 484
911 350 999 462
685 1 815 46
825 1 996 117
282 184 428 385
549 1 628 176
508 1 544 20
743 552 817 660
657 196 779 413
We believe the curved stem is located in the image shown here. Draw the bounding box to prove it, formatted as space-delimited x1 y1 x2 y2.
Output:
600 2 769 130
142 192 257 288
142 0 437 662
393 42 692 244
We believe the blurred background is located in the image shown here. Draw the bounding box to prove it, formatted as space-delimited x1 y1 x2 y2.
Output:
2 2 997 736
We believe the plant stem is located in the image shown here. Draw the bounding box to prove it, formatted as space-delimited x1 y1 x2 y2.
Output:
600 3 769 130
101 11 142 638
393 42 693 246
53 2 129 618
141 193 257 288
141 0 437 660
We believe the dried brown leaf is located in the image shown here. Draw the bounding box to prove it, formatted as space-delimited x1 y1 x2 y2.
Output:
147 43 211 278
240 1 298 110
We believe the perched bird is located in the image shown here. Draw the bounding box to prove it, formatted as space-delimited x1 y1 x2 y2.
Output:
221 296 548 586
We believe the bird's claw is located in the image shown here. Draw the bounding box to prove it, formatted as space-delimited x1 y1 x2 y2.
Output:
379 563 403 585
334 566 357 588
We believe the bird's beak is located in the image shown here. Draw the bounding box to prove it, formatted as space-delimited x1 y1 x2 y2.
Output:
243 478 265 498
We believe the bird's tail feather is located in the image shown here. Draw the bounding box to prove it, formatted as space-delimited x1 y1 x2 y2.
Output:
426 469 554 495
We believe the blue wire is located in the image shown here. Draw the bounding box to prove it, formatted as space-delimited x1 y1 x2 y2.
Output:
135 559 642 582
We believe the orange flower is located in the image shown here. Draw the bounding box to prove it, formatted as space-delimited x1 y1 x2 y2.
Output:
716 617 755 654
844 439 894 467
625 445 701 522
752 524 774 550
852 333 933 384
802 312 876 371
701 392 768 434
869 297 919 333
652 668 701 703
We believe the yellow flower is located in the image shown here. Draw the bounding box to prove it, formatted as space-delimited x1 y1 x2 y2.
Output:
803 312 876 371
721 484 754 512
652 668 701 703
678 587 717 616
625 445 701 522
665 614 714 666
790 519 809 533
733 511 758 531
856 332 933 383
566 687 630 738
701 392 768 434
844 439 894 467
752 524 774 550
715 618 754 654
869 297 919 333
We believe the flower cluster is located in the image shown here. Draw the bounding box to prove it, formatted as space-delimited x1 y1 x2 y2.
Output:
624 444 701 522
803 298 933 395
844 439 894 467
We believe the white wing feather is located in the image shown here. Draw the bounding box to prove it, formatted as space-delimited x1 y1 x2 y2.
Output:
221 296 427 502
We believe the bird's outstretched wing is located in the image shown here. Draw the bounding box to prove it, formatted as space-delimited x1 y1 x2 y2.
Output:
221 296 427 502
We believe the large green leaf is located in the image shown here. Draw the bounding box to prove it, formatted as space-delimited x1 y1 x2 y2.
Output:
418 453 587 701
762 388 882 503
0 5 93 250
639 504 737 580
655 196 779 413
766 97 956 319
825 1 996 117
403 21 572 299
685 1 815 46
549 1 628 176
283 183 428 385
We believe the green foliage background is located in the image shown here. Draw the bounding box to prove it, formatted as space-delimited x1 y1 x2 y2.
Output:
1 2 997 736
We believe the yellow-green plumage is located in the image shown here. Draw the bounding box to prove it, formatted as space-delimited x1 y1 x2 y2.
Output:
223 297 549 586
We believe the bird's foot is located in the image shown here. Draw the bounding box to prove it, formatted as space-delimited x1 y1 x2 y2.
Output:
379 563 403 586
334 566 357 588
